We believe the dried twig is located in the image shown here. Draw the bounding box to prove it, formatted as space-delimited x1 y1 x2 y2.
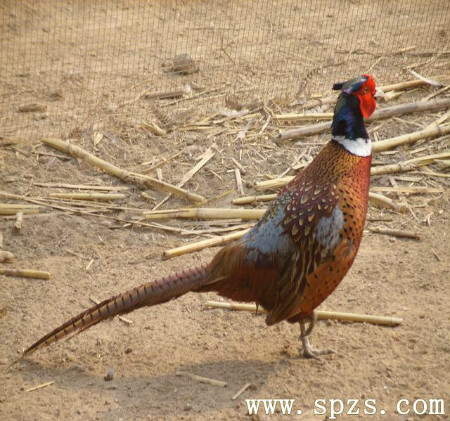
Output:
41 138 205 203
204 301 403 326
369 227 421 240
175 371 227 387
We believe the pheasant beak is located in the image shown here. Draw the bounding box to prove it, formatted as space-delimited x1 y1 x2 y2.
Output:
374 88 386 101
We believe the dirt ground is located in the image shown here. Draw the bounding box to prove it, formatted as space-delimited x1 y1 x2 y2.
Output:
1 1 450 421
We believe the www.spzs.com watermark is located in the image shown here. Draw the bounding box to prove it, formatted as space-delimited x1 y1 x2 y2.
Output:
245 398 447 419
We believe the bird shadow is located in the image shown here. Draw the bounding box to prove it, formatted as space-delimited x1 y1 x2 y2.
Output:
11 357 285 418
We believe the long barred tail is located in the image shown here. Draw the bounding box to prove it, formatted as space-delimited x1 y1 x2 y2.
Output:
23 265 209 356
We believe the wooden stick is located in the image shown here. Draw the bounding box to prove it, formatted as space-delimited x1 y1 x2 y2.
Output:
49 193 125 201
276 99 450 141
372 124 450 152
163 229 251 259
369 227 421 240
41 138 206 203
175 371 227 387
204 301 403 326
0 268 51 279
145 208 265 221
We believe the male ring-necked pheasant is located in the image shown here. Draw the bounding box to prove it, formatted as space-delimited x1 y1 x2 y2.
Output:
22 74 379 360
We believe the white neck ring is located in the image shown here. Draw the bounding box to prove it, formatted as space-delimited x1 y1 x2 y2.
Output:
333 136 372 157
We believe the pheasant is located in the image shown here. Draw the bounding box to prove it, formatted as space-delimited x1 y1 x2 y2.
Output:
22 74 379 360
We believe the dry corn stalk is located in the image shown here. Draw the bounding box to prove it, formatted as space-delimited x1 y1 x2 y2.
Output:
372 124 450 152
145 208 265 221
204 301 403 326
163 228 251 259
276 98 450 141
41 138 205 203
0 268 51 279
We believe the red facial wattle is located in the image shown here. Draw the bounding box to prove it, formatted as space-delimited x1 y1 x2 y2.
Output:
358 74 377 118
359 93 376 118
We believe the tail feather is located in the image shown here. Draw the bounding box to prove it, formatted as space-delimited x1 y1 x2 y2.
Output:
23 265 208 356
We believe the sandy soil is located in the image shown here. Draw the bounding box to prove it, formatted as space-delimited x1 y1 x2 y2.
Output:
1 1 450 420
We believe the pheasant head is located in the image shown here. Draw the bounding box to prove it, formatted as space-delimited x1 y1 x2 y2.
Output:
331 74 380 156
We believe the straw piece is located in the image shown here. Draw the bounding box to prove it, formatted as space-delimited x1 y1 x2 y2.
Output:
203 301 403 326
152 146 215 210
232 194 277 205
232 383 256 400
163 229 251 259
41 138 205 203
234 168 245 195
26 381 55 393
49 193 125 201
0 268 51 279
274 112 333 122
33 182 129 191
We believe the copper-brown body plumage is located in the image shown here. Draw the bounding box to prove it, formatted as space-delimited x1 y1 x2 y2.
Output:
21 75 378 360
